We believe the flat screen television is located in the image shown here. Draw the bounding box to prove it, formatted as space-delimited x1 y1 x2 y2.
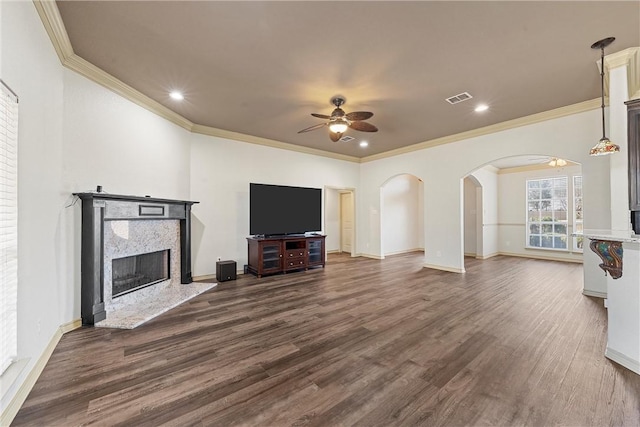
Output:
250 183 322 236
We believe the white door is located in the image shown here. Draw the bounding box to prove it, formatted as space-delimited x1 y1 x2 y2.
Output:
340 192 353 254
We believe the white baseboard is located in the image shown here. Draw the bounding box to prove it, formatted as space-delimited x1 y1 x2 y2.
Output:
582 289 607 299
464 252 476 257
61 319 82 333
424 263 465 274
605 346 640 375
498 251 583 264
384 248 424 256
326 249 341 254
193 273 217 281
476 252 499 260
0 319 81 426
356 253 384 260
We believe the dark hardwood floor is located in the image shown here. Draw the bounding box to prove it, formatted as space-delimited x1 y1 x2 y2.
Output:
13 253 640 426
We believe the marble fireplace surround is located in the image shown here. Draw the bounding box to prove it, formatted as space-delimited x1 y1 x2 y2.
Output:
75 193 199 325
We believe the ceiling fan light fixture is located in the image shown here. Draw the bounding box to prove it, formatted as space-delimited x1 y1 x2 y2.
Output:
298 96 376 141
548 157 567 167
589 36 619 157
329 119 349 134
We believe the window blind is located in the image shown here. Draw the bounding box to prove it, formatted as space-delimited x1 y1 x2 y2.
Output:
0 79 18 375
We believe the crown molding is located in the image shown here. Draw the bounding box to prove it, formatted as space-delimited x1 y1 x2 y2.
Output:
33 0 192 130
63 54 195 131
31 0 613 165
191 125 360 163
605 48 640 101
32 0 360 163
360 99 600 163
605 47 639 70
32 0 73 62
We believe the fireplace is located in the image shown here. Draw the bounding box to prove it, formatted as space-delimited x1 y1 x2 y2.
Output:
74 192 198 325
112 250 170 298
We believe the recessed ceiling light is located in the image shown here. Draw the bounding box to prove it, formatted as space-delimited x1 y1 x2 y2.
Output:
359 141 369 147
169 91 184 101
475 104 489 112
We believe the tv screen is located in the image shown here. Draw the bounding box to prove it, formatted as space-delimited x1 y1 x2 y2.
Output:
250 183 322 236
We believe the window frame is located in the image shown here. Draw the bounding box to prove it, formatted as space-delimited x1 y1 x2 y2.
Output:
525 176 569 251
572 175 584 253
0 79 19 376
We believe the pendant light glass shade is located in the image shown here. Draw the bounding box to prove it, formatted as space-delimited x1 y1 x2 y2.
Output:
590 137 620 156
589 37 619 156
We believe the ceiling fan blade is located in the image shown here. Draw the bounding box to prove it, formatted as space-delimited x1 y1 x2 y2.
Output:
345 111 373 121
297 123 327 133
349 121 378 132
311 113 331 119
329 131 341 142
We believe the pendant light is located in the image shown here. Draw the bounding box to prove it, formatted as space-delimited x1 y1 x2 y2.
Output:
589 37 620 156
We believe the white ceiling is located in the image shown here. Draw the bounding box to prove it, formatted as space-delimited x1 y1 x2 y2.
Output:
55 1 640 159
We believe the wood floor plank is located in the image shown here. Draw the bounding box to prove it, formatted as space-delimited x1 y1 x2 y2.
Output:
11 253 640 426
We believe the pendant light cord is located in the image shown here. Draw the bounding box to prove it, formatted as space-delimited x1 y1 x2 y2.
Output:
600 46 606 139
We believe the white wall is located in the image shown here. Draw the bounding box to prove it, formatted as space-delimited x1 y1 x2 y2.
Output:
497 164 583 262
381 174 423 255
471 167 499 259
189 133 359 275
1 0 65 412
62 71 191 199
324 188 340 252
358 110 611 273
609 65 631 231
1 1 193 414
463 177 478 255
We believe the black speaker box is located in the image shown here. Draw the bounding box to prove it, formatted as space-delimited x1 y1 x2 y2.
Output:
216 260 237 282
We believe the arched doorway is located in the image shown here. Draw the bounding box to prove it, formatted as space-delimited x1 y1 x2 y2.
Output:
462 155 584 270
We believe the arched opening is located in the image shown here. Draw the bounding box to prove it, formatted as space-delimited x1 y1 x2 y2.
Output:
462 155 583 270
380 174 424 257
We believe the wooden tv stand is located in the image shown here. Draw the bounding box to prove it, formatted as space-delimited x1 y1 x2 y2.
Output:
247 235 326 277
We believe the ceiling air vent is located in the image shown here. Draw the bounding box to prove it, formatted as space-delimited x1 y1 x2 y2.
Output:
446 92 473 105
339 135 355 142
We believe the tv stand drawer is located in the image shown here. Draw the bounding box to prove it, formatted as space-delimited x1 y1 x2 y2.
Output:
284 256 306 270
286 249 306 259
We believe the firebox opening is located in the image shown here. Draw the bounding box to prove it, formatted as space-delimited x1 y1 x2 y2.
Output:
112 249 170 298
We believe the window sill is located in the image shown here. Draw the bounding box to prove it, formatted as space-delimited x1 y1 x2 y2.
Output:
525 246 583 255
0 358 28 400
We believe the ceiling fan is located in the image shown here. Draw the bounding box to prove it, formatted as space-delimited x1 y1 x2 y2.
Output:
527 156 569 167
298 96 378 142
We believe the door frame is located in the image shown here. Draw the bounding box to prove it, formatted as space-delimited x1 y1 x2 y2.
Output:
324 186 356 257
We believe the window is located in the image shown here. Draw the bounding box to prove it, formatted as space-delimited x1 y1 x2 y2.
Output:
527 177 568 249
0 80 18 375
573 176 583 251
